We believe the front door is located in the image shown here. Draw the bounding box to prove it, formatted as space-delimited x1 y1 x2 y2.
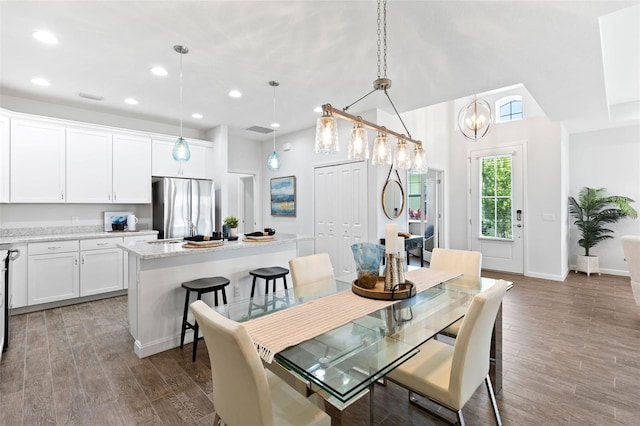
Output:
469 144 524 273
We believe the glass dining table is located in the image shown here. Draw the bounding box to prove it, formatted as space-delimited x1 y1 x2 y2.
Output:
214 270 507 424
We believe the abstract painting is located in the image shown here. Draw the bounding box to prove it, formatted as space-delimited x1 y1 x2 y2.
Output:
270 176 296 216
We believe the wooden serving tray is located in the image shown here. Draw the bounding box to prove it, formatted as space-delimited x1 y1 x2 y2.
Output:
242 237 276 242
182 241 224 249
352 277 416 300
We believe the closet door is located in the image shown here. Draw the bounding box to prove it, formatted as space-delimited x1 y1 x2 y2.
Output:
314 162 367 277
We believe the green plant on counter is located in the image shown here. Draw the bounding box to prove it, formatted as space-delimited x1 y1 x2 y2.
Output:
224 216 239 228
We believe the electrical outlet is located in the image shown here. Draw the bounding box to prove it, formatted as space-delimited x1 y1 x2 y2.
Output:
71 216 80 225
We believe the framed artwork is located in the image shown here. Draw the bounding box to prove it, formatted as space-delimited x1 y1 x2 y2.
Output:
271 176 296 217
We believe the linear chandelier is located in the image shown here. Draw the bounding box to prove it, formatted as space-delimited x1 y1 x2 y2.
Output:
314 0 426 173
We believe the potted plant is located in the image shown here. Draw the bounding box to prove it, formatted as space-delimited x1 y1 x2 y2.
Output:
568 187 637 276
224 216 239 237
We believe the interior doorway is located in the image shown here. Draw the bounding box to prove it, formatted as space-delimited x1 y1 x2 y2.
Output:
228 172 259 233
407 168 444 264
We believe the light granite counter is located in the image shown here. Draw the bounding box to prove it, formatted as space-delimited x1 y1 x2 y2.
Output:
125 233 314 358
0 230 158 245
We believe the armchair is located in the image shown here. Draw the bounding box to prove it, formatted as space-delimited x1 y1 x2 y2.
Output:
621 235 640 305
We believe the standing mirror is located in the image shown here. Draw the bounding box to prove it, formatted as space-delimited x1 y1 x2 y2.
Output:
382 168 405 219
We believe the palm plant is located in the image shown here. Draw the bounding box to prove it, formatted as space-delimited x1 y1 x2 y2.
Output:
568 187 637 256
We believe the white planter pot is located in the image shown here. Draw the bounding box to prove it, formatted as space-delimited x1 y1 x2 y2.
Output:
575 255 600 277
230 228 238 237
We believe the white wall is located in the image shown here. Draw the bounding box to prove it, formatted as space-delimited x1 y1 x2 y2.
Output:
569 124 640 275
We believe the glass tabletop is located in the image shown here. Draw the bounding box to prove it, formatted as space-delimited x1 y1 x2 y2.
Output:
215 271 502 403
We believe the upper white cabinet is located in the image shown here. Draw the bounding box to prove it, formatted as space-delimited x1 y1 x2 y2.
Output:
152 139 210 179
112 133 151 203
10 119 66 202
66 127 113 203
0 115 9 202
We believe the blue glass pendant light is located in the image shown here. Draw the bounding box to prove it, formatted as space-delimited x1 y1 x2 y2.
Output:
172 45 191 162
266 80 281 171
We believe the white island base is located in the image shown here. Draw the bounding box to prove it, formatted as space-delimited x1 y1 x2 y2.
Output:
124 235 310 358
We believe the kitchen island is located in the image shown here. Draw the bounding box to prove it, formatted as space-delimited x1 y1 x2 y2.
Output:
120 234 313 358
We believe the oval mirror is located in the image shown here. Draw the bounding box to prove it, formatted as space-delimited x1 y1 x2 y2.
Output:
382 179 405 219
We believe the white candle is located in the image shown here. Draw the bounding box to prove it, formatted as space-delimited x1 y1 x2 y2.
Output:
397 236 405 256
385 224 397 254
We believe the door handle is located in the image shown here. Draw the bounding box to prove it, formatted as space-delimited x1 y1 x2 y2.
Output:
513 224 522 228
516 209 522 221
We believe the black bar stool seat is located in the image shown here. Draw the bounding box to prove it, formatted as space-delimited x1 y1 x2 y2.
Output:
249 266 289 297
180 276 229 361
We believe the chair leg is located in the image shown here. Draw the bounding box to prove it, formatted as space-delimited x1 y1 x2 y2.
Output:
485 375 502 426
283 275 288 289
251 276 257 297
180 290 190 348
221 287 227 304
192 320 199 362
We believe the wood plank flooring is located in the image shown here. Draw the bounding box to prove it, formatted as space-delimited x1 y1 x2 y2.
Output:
1 270 639 425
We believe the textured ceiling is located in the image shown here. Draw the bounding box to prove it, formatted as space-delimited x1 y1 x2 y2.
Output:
1 1 638 141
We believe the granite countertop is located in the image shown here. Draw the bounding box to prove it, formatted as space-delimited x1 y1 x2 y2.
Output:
120 233 314 260
0 230 158 245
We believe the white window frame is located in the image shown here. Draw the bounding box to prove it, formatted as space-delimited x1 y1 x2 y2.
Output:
495 95 523 123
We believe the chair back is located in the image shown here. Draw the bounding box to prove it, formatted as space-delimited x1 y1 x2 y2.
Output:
449 280 509 407
430 248 482 277
289 253 334 286
190 300 273 426
621 235 640 305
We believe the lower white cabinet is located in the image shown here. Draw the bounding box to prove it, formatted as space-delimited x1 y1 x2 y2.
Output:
28 241 80 305
80 238 123 296
122 234 157 289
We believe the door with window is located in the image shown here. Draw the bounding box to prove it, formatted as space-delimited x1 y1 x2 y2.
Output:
469 145 524 273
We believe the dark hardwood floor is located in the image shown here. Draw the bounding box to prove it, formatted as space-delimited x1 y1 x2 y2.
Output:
1 265 639 425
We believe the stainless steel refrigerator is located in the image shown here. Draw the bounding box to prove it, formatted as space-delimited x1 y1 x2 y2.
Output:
152 177 215 239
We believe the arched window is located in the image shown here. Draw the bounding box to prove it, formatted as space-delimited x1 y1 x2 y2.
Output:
495 96 523 123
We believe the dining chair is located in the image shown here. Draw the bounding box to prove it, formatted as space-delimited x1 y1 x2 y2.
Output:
190 300 330 426
288 253 334 287
386 279 509 426
621 235 640 305
430 248 482 338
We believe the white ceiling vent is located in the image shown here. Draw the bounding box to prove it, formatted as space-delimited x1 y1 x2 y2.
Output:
78 92 104 101
246 125 274 134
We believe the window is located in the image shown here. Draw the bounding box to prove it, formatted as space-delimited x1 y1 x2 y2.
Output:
495 96 523 123
480 155 513 239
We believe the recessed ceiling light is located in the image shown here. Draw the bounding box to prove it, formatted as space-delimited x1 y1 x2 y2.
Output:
33 30 58 45
124 98 139 105
270 122 280 128
228 90 242 98
313 106 323 113
192 113 203 119
31 77 50 87
151 66 168 76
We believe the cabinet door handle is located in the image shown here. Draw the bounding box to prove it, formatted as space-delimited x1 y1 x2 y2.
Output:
48 246 61 250
61 192 64 200
75 256 78 265
81 255 85 265
96 242 109 246
108 192 111 201
113 192 117 201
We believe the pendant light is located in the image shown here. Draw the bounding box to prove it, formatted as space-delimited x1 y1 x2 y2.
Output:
266 81 281 171
458 96 493 142
412 144 427 174
314 0 426 172
172 45 191 162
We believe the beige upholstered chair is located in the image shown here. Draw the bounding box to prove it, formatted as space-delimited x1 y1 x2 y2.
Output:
387 280 509 425
621 235 640 305
430 248 482 337
288 253 334 287
190 300 330 426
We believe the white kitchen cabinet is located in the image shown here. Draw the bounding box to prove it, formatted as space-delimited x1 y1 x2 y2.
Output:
10 119 66 202
122 234 157 289
80 238 123 296
113 134 151 203
9 244 27 309
28 240 80 305
152 139 209 179
66 127 113 203
0 115 9 203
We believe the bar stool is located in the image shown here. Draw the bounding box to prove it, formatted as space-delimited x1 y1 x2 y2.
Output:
180 276 230 362
249 266 289 297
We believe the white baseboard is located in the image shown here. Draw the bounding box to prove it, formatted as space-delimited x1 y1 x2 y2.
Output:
568 265 630 277
134 331 194 358
525 271 566 281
